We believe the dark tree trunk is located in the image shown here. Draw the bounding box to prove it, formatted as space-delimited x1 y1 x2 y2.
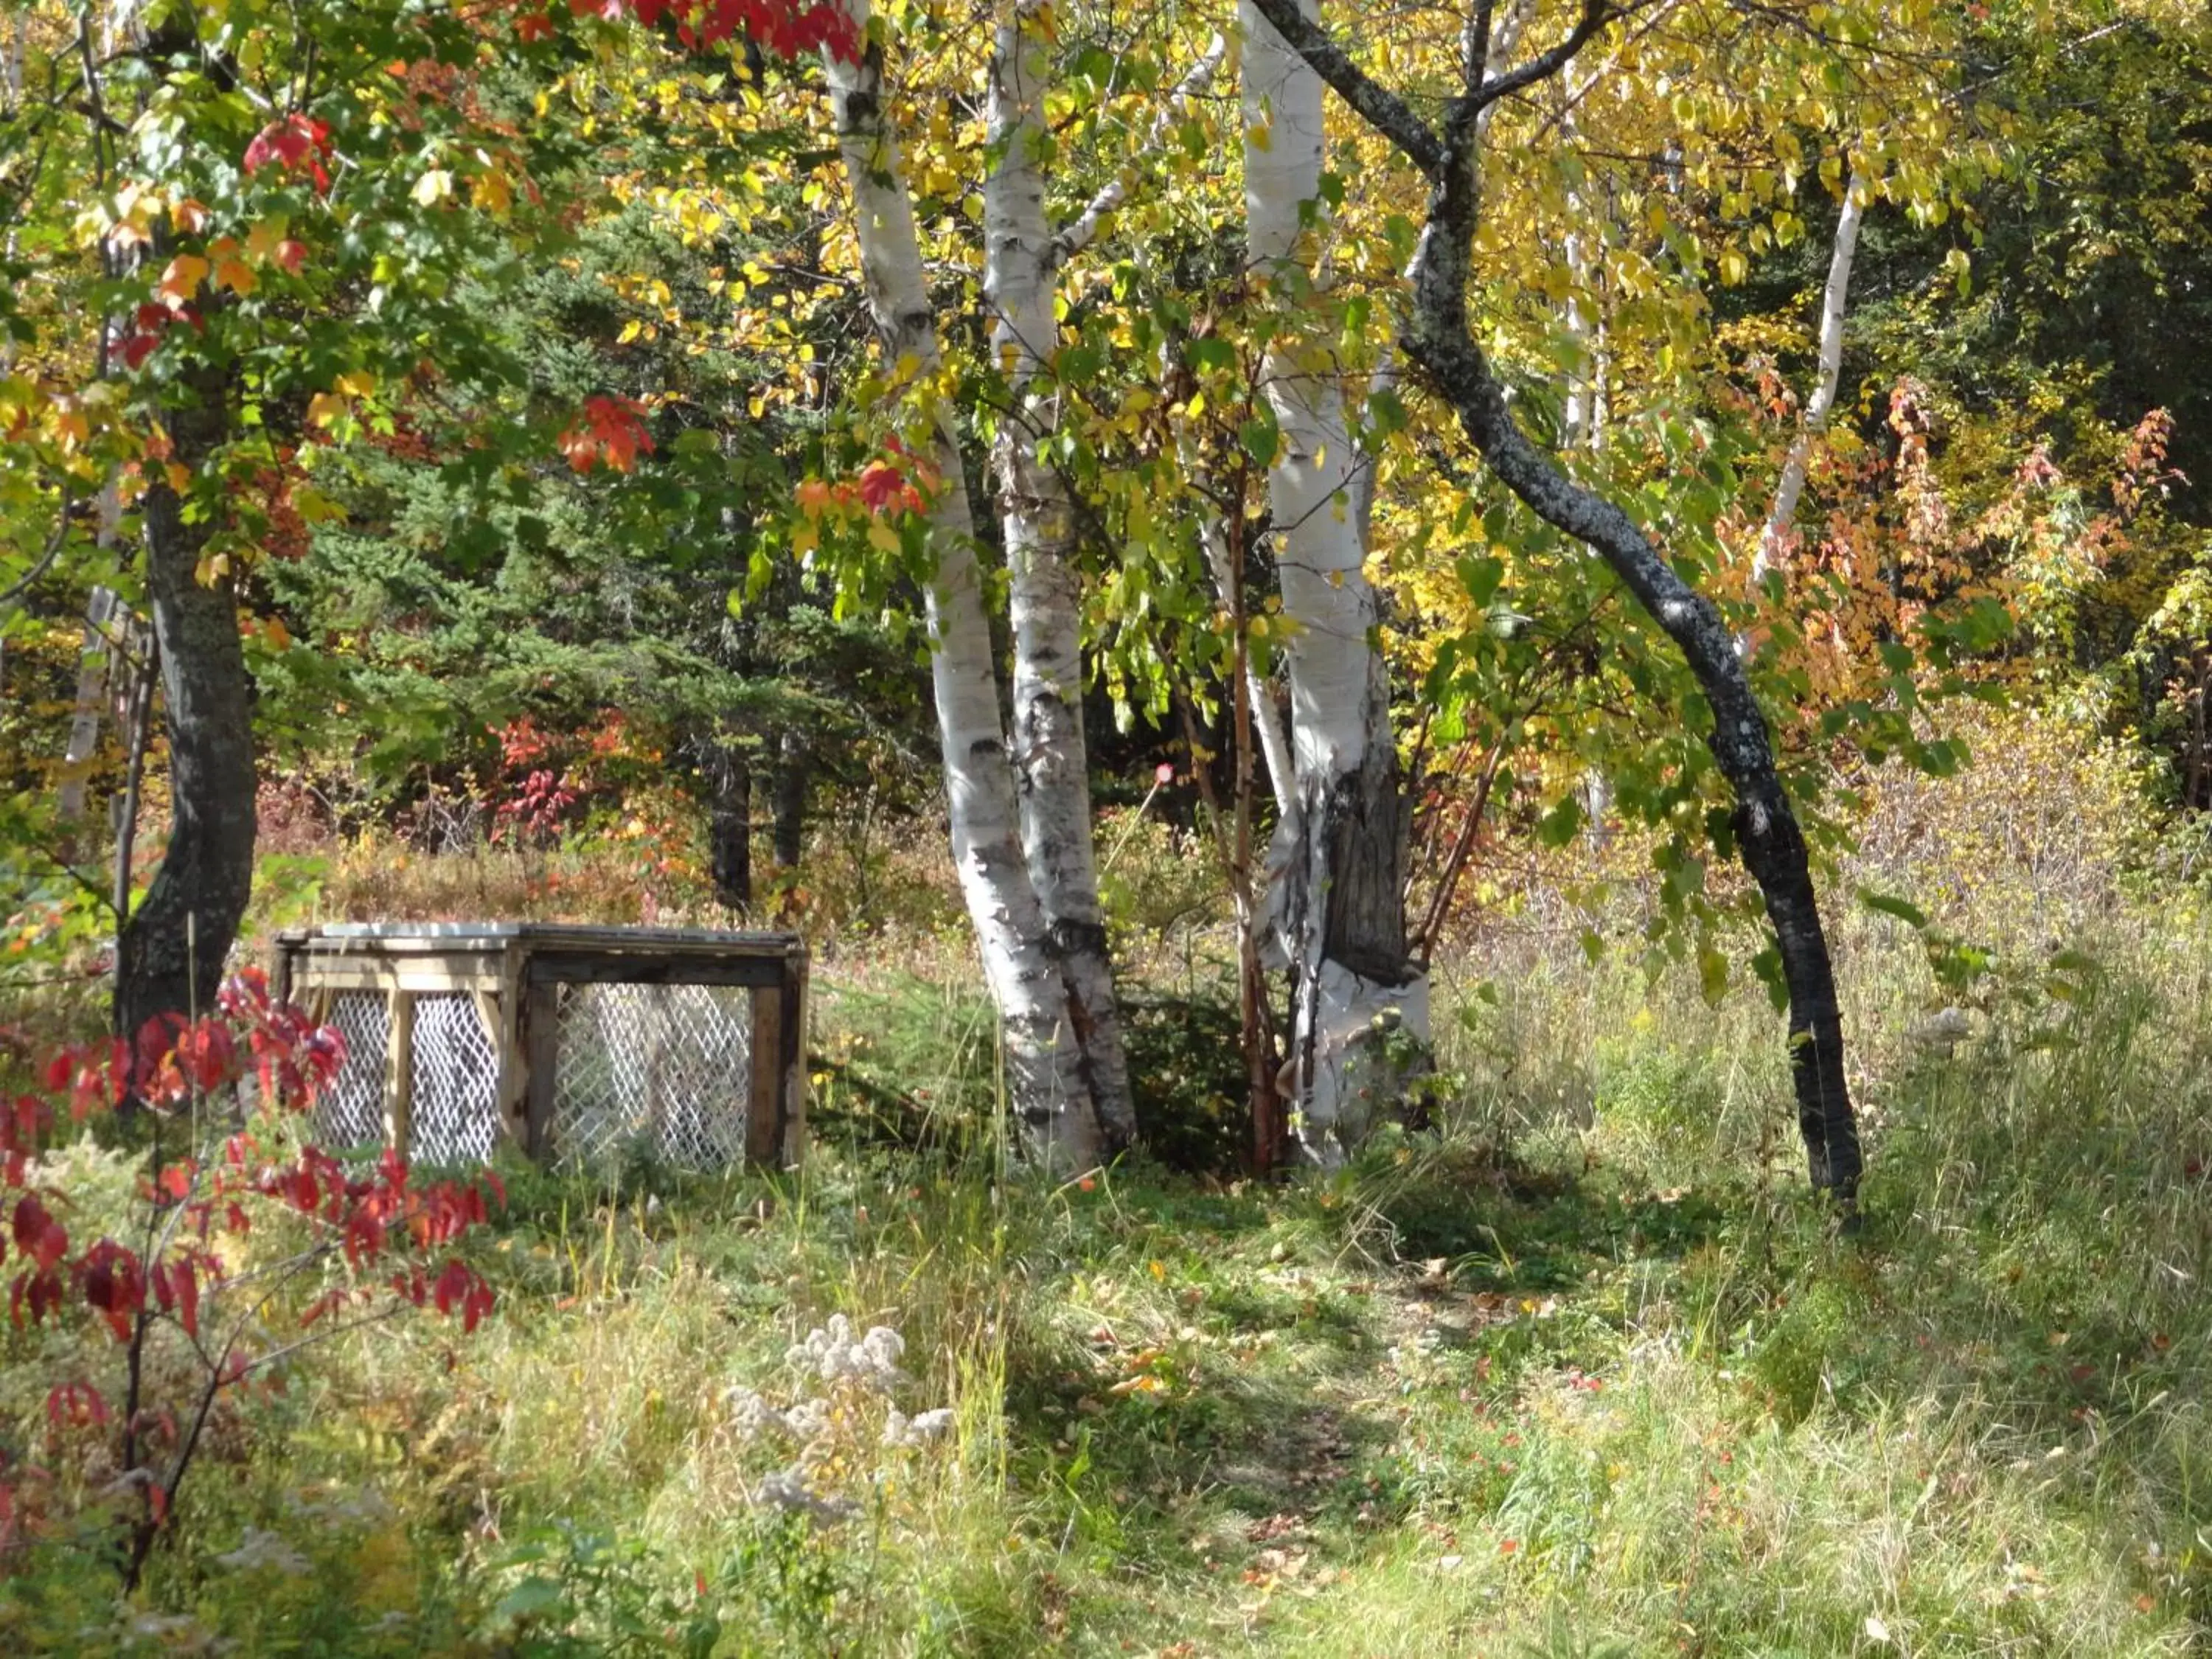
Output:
116 364 256 1053
770 731 808 869
709 739 752 908
1244 0 1863 1200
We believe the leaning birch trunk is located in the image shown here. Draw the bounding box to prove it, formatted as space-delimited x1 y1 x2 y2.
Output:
1752 172 1868 590
826 7 1100 1164
1242 0 1426 1164
1197 508 1295 817
1239 0 1862 1200
984 1 1135 1150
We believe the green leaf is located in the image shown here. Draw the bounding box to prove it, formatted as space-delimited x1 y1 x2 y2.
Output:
1239 408 1280 470
1536 794 1584 848
1856 888 1929 929
1697 943 1728 1008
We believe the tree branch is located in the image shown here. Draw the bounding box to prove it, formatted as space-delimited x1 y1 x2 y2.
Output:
1242 0 1444 177
1054 32 1231 265
1468 0 1615 110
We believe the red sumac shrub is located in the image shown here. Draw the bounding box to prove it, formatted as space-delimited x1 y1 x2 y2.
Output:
0 969 501 1587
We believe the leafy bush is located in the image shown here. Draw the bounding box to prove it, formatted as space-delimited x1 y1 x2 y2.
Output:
0 972 499 1592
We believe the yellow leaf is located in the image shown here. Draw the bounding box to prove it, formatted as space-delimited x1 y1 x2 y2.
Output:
307 392 349 428
213 256 257 296
866 518 902 554
1248 122 1273 153
156 254 209 305
471 168 512 215
335 371 377 397
244 217 290 263
165 463 191 493
413 169 453 206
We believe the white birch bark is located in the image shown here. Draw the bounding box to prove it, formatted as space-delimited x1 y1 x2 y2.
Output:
826 4 1100 1165
1243 0 1425 1164
1753 172 1868 588
984 1 1135 1147
1198 508 1296 815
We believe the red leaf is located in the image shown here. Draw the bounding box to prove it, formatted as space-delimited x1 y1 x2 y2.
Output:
153 1257 201 1339
175 1020 237 1093
77 1240 145 1343
243 114 333 193
12 1267 63 1326
44 1381 108 1431
11 1194 66 1272
857 458 912 513
557 394 655 474
299 1286 348 1328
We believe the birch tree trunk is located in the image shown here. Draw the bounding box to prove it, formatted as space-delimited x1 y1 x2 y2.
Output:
1753 173 1868 588
1240 0 1863 1200
1242 0 1426 1164
984 1 1135 1150
827 6 1101 1165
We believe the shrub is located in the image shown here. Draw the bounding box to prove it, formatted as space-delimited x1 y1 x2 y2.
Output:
0 971 501 1593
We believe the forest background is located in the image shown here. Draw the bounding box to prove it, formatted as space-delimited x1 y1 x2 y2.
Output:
3 0 2212 1652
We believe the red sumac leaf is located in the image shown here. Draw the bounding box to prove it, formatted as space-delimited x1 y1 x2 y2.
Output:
11 1194 66 1272
44 1381 108 1431
78 1239 145 1343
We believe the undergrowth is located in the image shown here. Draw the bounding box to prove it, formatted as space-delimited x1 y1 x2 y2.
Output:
5 893 2209 1655
6 715 2211 1653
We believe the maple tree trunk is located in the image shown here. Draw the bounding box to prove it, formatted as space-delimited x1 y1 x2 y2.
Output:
827 8 1101 1166
1243 0 1427 1164
985 1 1135 1151
116 363 256 1052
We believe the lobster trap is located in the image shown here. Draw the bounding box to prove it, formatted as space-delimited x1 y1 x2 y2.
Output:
271 924 807 1170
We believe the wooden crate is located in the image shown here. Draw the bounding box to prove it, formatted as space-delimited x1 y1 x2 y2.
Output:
272 924 807 1169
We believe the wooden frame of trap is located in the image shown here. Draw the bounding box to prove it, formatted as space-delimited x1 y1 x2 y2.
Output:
271 923 807 1169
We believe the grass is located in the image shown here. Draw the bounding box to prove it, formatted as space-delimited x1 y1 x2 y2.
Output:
9 720 2212 1653
10 888 2208 1655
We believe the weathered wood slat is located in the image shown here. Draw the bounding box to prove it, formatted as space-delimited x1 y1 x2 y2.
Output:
383 990 415 1159
523 952 790 990
277 923 806 1170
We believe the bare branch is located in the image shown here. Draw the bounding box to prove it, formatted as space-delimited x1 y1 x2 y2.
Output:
1467 0 1615 110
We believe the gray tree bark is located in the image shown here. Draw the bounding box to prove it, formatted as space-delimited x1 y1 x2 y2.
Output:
116 358 257 1052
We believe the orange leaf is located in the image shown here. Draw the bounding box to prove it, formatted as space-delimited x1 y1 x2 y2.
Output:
156 254 209 307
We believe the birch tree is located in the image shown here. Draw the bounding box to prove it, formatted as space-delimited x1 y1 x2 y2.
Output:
824 0 1105 1164
1242 0 1426 1162
1752 171 1869 590
1243 0 1868 1199
983 1 1135 1147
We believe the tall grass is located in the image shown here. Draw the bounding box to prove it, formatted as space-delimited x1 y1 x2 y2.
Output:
8 714 2211 1653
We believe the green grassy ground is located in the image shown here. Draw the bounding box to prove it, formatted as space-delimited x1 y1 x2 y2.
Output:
10 880 2208 1656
